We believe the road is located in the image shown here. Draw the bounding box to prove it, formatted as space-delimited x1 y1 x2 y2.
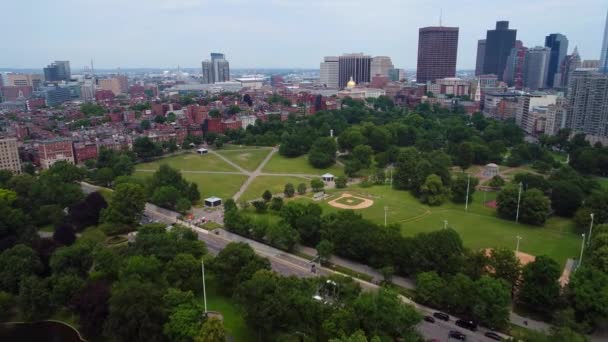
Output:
80 181 513 341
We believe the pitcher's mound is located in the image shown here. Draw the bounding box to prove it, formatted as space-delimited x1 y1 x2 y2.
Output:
328 193 374 210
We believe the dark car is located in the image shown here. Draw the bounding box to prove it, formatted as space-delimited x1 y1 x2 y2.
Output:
484 332 502 341
432 312 449 321
423 315 435 323
449 330 466 341
455 319 478 331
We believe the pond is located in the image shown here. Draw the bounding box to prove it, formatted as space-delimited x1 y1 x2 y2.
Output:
0 321 85 342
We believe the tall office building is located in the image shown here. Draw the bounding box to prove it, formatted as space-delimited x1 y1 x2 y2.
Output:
416 26 459 83
559 47 581 90
338 53 371 89
601 9 608 73
0 138 21 174
475 40 486 76
565 69 608 138
545 33 569 87
371 56 394 77
523 47 551 90
43 61 71 82
483 21 517 80
201 53 230 84
320 56 339 88
503 41 527 89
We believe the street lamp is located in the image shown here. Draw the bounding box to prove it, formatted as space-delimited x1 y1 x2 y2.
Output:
515 182 523 224
465 173 471 212
578 233 586 271
516 235 522 254
587 213 595 247
201 260 208 313
384 206 388 227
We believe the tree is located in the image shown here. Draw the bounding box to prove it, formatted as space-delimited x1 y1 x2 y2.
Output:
195 317 226 342
316 240 334 265
104 280 167 342
496 184 519 221
419 174 450 206
67 191 108 231
0 291 14 321
53 223 76 246
151 185 181 209
472 275 511 329
451 174 479 203
270 197 283 211
165 253 201 292
455 142 474 170
50 274 85 307
489 175 506 188
164 303 204 342
309 137 337 168
567 266 608 331
18 276 52 321
487 248 521 287
210 242 270 295
335 177 347 189
297 183 307 195
520 189 551 225
415 271 446 307
344 160 362 177
266 221 299 251
140 120 151 130
311 179 324 192
283 183 295 198
551 181 583 217
101 182 146 227
518 255 561 315
338 129 366 151
133 137 162 161
352 145 373 169
262 190 272 202
94 167 115 186
50 243 95 277
0 244 42 293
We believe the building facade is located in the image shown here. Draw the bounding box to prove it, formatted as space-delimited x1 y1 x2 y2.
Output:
0 138 21 173
36 139 75 169
523 47 551 90
545 33 569 87
475 39 486 76
43 61 71 82
201 53 230 84
565 69 608 138
338 53 371 89
45 86 71 106
320 56 339 88
503 41 527 89
559 47 581 91
601 9 608 73
416 26 459 83
371 56 394 78
482 21 517 80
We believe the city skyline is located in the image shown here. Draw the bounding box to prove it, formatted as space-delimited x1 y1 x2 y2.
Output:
2 0 607 70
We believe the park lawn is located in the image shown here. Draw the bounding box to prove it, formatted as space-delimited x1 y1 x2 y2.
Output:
135 152 239 172
216 148 272 171
218 144 272 151
134 171 247 202
204 275 254 341
295 185 580 266
596 177 608 190
240 175 310 202
262 153 344 176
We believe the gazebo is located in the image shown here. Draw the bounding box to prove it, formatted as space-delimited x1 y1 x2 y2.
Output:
197 148 208 155
484 163 499 177
322 173 335 182
204 197 222 207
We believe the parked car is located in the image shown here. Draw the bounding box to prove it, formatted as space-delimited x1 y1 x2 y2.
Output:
449 330 467 341
484 332 502 341
424 315 436 323
455 319 478 331
433 312 449 321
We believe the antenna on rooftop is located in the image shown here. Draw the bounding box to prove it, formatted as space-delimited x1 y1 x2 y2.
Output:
439 9 443 26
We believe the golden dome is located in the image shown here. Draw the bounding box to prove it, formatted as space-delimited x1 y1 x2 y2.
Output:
346 76 356 89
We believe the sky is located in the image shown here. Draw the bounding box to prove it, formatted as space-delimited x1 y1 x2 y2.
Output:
2 0 607 70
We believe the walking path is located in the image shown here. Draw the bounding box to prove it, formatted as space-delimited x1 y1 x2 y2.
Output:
229 147 278 200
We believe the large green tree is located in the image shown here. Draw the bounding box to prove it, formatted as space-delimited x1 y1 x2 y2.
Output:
451 173 479 204
419 174 450 206
0 244 42 293
101 182 146 227
309 137 337 169
518 255 561 315
210 242 270 295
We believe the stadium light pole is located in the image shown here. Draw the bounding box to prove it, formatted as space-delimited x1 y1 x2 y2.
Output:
444 220 448 229
578 233 586 271
201 259 208 313
465 173 471 212
384 206 388 227
516 235 522 254
587 213 595 247
515 182 523 224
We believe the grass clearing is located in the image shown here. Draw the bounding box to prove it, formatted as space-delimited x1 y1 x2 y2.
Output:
135 153 238 172
204 275 253 341
240 175 310 201
596 177 608 190
294 185 579 266
134 171 247 202
262 153 343 176
216 148 272 171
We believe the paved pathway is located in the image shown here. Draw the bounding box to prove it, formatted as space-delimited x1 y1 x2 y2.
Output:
231 147 278 200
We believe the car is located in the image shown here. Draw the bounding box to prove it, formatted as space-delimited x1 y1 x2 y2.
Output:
449 330 466 341
423 315 436 323
455 319 478 331
433 311 449 321
484 332 502 341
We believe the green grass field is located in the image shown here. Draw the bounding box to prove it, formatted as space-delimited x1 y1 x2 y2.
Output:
134 171 247 202
596 177 608 190
216 148 272 171
262 154 344 176
240 175 310 201
294 185 580 266
204 276 254 341
135 153 238 172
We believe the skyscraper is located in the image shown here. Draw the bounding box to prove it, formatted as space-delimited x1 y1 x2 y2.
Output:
0 138 21 174
559 47 581 90
416 26 459 83
320 56 339 88
371 56 394 78
545 33 569 87
565 69 608 138
201 53 230 84
600 8 608 73
43 61 71 82
338 53 371 89
503 41 527 89
483 21 517 80
475 39 486 76
523 47 551 90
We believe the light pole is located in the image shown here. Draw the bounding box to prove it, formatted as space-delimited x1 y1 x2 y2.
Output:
578 233 586 270
444 220 448 229
587 213 595 247
516 235 522 254
201 259 208 313
384 206 388 227
515 182 523 224
465 173 471 212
